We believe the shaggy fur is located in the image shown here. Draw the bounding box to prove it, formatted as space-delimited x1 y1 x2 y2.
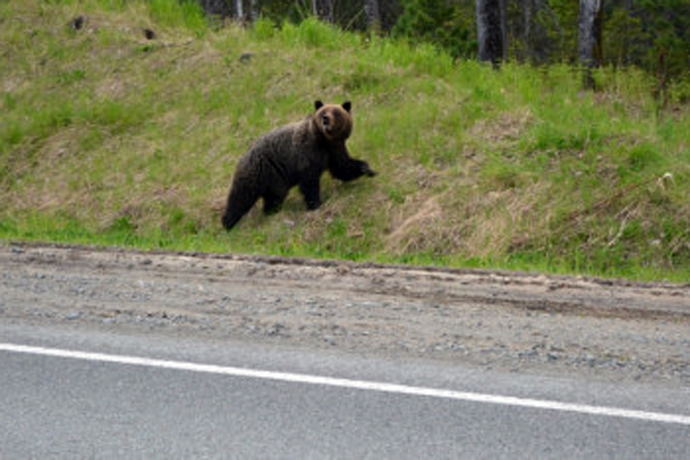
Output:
222 100 376 230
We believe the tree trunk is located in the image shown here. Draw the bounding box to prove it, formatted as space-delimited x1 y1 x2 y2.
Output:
199 0 231 17
249 0 260 22
500 0 508 61
476 0 505 67
578 0 603 88
312 0 334 22
235 0 244 21
521 0 553 64
523 0 533 61
364 0 381 32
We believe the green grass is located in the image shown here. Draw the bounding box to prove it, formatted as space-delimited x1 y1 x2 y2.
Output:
2 0 690 283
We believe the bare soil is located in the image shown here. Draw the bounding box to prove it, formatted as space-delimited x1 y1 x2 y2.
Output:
2 242 689 385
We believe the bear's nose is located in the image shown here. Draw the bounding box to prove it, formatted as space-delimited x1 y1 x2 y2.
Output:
322 115 330 125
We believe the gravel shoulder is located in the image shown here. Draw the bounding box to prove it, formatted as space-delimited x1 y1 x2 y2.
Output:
1 242 689 385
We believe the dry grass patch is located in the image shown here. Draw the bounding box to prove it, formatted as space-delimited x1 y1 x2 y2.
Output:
468 108 534 148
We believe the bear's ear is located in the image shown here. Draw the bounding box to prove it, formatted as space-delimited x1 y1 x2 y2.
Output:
314 100 324 111
342 101 352 112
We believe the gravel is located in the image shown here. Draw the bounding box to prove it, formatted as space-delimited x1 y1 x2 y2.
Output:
1 242 689 385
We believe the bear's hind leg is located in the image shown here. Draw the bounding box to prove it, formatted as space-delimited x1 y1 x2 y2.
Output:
262 190 287 215
222 185 259 230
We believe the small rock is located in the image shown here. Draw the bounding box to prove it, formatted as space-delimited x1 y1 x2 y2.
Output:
267 323 287 336
70 16 85 31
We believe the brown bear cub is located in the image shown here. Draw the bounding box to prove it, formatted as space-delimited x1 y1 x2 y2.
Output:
221 100 376 230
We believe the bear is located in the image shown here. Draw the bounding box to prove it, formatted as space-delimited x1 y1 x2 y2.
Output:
221 100 376 230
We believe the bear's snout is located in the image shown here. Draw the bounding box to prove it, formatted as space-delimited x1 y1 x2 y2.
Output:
322 115 330 125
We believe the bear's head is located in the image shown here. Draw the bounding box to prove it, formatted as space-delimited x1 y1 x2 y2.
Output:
313 100 353 142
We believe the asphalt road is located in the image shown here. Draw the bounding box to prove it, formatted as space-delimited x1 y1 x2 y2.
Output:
1 323 689 459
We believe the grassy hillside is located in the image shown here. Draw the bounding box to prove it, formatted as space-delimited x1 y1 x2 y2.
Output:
2 0 690 282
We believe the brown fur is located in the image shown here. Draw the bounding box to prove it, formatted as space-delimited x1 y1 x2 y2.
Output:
221 100 376 230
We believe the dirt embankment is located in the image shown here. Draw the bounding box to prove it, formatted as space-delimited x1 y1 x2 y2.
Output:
1 242 689 385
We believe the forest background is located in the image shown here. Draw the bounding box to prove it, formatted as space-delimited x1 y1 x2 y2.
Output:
206 0 690 83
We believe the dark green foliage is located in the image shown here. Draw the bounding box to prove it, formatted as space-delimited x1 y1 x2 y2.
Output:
603 6 647 66
603 0 690 79
392 0 476 59
258 0 308 24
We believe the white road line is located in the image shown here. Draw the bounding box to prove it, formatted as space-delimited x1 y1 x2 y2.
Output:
2 342 689 426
